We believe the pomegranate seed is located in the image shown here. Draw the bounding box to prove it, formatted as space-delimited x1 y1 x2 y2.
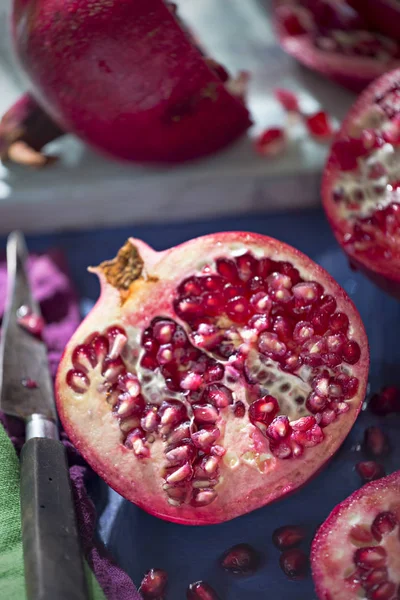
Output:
117 393 144 417
66 369 89 394
165 443 194 466
141 407 160 433
220 543 260 574
354 546 387 569
341 340 361 364
306 392 328 413
272 525 306 550
273 315 293 342
193 404 219 424
331 136 370 171
311 311 330 335
280 9 308 35
305 111 334 139
178 276 203 296
166 462 193 484
293 321 314 343
72 344 96 372
126 429 149 457
226 296 250 324
371 512 398 541
266 416 291 441
258 332 287 359
361 567 389 589
175 297 203 319
292 423 324 448
107 327 127 359
192 488 218 507
233 401 246 418
216 258 239 282
369 386 400 415
257 257 273 278
17 308 45 337
279 548 309 580
139 568 168 599
255 127 286 157
356 461 385 483
191 426 220 450
333 373 359 399
249 396 279 428
349 524 374 545
168 422 191 446
269 439 294 459
363 427 390 457
249 292 271 313
368 582 396 600
204 384 233 408
275 88 300 112
186 581 220 600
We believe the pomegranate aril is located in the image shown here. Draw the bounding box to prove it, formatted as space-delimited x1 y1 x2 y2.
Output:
165 442 194 466
363 427 390 457
266 416 291 441
293 281 323 304
191 426 220 451
166 462 193 484
368 582 396 600
249 396 279 428
17 310 45 337
102 357 125 383
139 568 168 599
333 373 359 399
255 127 286 157
331 136 370 171
369 386 400 415
107 327 127 359
235 253 258 281
193 403 219 424
156 344 173 364
204 363 224 383
175 296 203 320
186 581 220 600
292 423 324 448
119 373 141 397
371 511 398 541
293 321 314 343
116 393 144 417
21 378 38 389
275 88 300 113
305 111 334 139
270 439 293 459
220 543 260 574
91 335 109 365
226 296 250 324
66 369 89 394
257 257 273 278
316 294 337 315
233 401 246 418
248 313 270 333
311 311 330 335
354 546 387 569
216 258 239 282
141 407 159 432
178 276 203 297
72 344 96 372
250 292 271 313
191 488 218 507
258 332 287 359
342 340 361 364
159 401 187 427
320 408 337 427
273 315 293 342
356 461 385 483
281 9 308 35
361 567 388 589
279 548 309 580
125 429 149 457
180 371 203 391
204 384 233 408
167 422 191 446
349 524 374 546
272 525 306 550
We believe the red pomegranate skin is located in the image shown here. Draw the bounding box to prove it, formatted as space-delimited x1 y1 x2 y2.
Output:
323 69 400 299
349 0 400 41
11 0 251 164
56 232 369 525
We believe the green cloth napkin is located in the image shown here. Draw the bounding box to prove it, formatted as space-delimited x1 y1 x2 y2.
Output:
0 422 106 600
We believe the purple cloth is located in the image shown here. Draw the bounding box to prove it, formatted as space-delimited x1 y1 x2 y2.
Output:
0 249 140 600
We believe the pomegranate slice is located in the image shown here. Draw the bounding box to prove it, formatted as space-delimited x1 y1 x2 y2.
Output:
273 0 400 92
10 0 251 164
322 68 400 298
349 0 400 41
312 471 400 600
56 232 368 524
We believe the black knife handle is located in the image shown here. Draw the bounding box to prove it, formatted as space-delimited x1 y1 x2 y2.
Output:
20 437 90 600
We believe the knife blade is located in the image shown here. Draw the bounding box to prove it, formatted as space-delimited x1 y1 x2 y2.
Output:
0 231 89 600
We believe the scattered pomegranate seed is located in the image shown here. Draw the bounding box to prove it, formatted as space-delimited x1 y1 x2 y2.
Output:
186 580 220 600
279 548 309 580
356 461 385 483
272 525 306 550
275 88 300 113
138 568 168 599
305 111 334 140
17 305 45 337
21 378 38 389
255 128 286 158
369 386 400 415
220 543 260 574
363 426 390 457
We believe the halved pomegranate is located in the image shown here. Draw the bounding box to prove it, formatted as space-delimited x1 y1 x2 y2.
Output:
56 232 368 524
10 0 251 164
312 471 400 600
273 0 400 92
349 0 400 42
323 68 400 298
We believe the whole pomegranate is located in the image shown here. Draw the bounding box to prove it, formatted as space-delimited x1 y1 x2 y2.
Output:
312 471 400 599
10 0 251 163
56 232 368 524
322 68 400 298
273 0 400 92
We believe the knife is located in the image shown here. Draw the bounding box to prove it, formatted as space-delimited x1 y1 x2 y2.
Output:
0 231 90 600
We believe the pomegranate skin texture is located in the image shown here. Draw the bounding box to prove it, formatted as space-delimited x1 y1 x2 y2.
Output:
312 472 400 600
56 232 369 525
11 0 251 164
273 0 400 93
322 69 400 299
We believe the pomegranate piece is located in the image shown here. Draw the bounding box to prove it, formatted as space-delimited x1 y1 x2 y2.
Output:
186 581 220 600
17 306 45 337
356 461 386 483
272 525 306 550
305 111 334 140
21 378 38 389
255 127 286 158
369 386 400 415
273 0 400 93
322 69 400 299
312 472 400 600
363 426 390 457
279 548 309 580
56 232 368 525
219 543 260 575
138 568 168 599
275 88 300 113
10 0 251 164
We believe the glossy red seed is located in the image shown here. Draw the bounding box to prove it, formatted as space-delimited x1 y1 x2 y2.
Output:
363 427 390 457
356 461 385 483
331 136 370 171
367 581 396 599
249 396 279 427
220 543 260 574
354 546 387 569
275 88 300 112
139 568 168 599
216 258 239 282
361 567 388 590
233 401 246 418
349 524 374 545
341 340 361 364
281 9 308 35
371 511 398 541
255 128 286 157
272 525 306 550
21 378 38 389
369 386 400 415
66 369 89 394
279 548 309 580
266 416 291 441
226 296 251 324
186 581 220 600
305 111 334 139
204 384 233 408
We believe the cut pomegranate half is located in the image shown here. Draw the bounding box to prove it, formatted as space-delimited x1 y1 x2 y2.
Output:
10 0 251 164
56 232 368 525
273 0 400 92
312 471 400 600
322 68 400 298
349 0 400 42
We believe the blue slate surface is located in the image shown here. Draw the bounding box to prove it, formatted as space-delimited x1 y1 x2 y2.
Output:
6 208 400 599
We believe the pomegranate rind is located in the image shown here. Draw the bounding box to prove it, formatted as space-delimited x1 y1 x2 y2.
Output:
311 471 400 600
322 69 400 298
56 232 369 525
12 0 251 164
272 0 400 93
349 0 400 42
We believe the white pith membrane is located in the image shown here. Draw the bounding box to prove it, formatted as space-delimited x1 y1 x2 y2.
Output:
276 0 400 62
329 83 400 265
312 473 400 600
64 243 364 512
